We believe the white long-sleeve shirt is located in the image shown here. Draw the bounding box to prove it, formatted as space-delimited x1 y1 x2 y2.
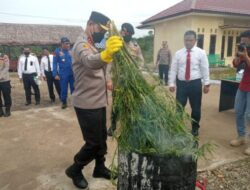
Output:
168 46 210 86
18 54 41 78
40 54 54 76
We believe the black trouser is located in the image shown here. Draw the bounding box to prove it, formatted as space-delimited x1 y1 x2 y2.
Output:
22 73 40 103
159 64 169 84
45 71 61 101
74 107 107 167
0 81 12 108
176 79 202 130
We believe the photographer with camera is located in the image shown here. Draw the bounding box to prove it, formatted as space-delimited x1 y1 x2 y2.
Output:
230 30 250 156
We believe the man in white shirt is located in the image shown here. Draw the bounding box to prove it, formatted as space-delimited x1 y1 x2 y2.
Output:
40 47 61 103
168 30 210 136
18 47 41 105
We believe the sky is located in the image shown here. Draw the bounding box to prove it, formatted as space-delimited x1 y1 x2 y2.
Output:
0 0 182 37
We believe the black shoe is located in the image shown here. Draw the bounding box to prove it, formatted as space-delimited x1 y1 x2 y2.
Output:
191 127 199 137
35 101 40 105
93 166 117 180
0 108 4 117
65 165 88 189
4 107 11 117
61 102 67 109
25 102 31 106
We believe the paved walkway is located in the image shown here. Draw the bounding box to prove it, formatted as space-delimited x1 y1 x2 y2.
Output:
0 84 248 190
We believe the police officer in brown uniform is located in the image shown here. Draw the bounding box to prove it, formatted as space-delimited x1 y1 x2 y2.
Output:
121 23 144 67
65 11 123 189
0 54 11 117
107 23 144 136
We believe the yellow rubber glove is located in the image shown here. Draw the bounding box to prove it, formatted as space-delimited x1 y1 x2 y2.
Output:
101 36 123 63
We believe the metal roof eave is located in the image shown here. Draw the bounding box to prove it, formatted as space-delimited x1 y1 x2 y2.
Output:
140 10 250 28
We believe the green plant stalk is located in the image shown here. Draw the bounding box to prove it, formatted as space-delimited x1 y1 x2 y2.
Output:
109 21 213 159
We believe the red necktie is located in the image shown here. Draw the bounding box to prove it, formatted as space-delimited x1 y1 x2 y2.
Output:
185 50 191 81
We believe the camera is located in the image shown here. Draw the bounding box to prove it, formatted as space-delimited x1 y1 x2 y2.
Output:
237 43 250 53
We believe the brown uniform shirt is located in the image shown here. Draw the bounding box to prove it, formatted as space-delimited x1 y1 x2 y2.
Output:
0 55 10 82
106 40 144 81
127 40 144 67
72 34 108 109
157 48 171 65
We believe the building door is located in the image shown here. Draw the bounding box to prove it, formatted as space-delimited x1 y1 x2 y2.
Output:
209 35 216 54
227 36 234 57
197 34 204 49
221 36 225 59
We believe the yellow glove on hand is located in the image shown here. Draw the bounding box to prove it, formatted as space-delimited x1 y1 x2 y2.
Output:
101 36 123 63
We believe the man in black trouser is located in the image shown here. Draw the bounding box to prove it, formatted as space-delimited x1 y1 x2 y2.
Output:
156 41 172 85
40 47 61 102
18 48 41 105
65 11 123 189
0 82 12 117
74 107 107 168
22 73 40 104
107 23 145 136
176 79 202 133
169 31 210 136
0 54 12 117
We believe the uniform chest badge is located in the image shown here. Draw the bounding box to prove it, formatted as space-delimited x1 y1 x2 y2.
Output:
83 43 89 49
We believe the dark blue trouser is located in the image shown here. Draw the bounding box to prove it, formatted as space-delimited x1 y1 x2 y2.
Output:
176 79 202 129
60 74 74 103
159 64 169 84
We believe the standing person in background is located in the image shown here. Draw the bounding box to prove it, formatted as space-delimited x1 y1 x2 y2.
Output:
121 23 144 68
40 47 61 103
107 22 144 136
156 41 172 85
53 37 74 109
230 30 250 156
0 54 12 117
65 11 123 189
18 48 41 106
168 30 210 137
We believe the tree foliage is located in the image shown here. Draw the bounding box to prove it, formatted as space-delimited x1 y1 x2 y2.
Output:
0 45 58 60
135 32 154 64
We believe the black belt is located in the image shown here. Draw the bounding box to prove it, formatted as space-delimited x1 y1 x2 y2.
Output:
177 78 201 83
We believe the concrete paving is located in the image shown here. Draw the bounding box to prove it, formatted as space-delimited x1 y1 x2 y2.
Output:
0 84 248 190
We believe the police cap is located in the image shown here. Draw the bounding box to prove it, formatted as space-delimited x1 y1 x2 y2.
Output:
61 37 70 44
121 23 135 35
89 11 110 30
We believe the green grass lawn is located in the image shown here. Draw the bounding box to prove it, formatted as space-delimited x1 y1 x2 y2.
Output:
209 67 236 80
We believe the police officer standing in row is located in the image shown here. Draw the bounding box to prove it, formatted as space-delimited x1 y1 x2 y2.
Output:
107 23 144 136
40 47 61 103
18 48 41 105
53 37 74 109
65 11 123 189
0 54 12 117
121 23 144 67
